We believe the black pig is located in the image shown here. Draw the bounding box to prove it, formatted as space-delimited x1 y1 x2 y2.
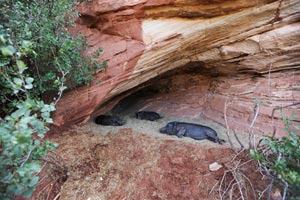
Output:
159 121 225 144
94 115 124 126
135 111 162 121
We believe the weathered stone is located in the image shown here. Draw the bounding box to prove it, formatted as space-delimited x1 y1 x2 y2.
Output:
53 0 300 137
209 162 223 172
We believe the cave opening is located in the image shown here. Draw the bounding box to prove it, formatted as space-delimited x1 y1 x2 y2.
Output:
89 61 258 148
86 61 241 146
91 60 300 140
110 61 219 121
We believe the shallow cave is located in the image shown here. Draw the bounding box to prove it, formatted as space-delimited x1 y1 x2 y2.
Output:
110 62 218 119
88 62 263 149
92 60 300 139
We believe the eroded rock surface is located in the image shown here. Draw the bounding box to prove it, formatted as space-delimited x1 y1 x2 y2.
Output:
124 71 300 136
53 0 300 136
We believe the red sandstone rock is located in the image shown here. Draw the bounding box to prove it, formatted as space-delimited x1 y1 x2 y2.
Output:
53 0 300 137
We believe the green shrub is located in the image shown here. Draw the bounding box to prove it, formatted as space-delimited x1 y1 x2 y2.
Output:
0 0 104 198
250 114 300 199
0 0 105 105
0 33 57 199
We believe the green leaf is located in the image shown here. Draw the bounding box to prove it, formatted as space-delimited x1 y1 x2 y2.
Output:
16 134 30 144
13 77 23 86
0 34 6 45
17 168 26 177
11 106 27 119
28 177 39 187
51 142 59 150
1 45 16 56
41 111 50 120
30 162 42 173
59 85 67 91
25 84 33 89
17 60 27 73
25 77 34 84
21 40 32 49
14 185 25 196
13 88 20 94
23 99 34 109
0 58 10 67
23 188 35 198
0 127 9 135
49 104 56 112
249 149 256 157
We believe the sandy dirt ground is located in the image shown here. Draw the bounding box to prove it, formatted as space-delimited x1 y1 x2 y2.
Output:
36 112 268 200
85 111 262 148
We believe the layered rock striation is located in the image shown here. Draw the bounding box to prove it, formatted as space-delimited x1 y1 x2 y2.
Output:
53 0 300 136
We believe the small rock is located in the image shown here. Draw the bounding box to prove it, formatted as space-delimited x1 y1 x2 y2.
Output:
209 162 223 171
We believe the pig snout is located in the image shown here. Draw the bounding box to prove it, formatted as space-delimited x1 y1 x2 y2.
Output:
159 126 168 133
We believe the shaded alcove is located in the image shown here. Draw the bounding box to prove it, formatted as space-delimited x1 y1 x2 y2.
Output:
89 58 300 140
86 61 259 148
110 61 219 120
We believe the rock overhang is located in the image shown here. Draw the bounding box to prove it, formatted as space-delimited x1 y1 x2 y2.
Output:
53 0 300 136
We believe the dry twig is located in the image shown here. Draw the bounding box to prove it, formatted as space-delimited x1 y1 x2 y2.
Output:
224 100 234 149
34 151 69 199
53 192 60 200
248 102 260 149
217 150 257 200
271 102 300 138
233 129 245 150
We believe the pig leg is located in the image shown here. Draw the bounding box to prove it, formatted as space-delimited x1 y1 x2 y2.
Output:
177 128 186 138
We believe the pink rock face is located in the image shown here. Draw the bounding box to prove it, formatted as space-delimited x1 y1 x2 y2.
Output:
131 72 300 136
53 0 300 137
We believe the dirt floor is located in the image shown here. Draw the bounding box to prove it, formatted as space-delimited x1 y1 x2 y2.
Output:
29 114 271 200
56 128 229 200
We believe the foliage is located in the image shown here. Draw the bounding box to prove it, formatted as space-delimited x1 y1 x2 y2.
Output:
250 113 300 199
0 33 58 199
1 0 104 198
0 0 106 108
